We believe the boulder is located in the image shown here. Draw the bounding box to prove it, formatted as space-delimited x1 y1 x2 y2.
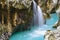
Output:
45 26 60 40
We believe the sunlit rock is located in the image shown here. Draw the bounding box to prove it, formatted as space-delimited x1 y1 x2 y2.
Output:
44 30 56 40
57 26 60 30
52 0 58 4
56 7 60 16
21 0 32 8
45 26 60 40
5 0 32 9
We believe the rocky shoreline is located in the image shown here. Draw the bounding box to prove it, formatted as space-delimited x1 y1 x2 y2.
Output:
44 26 60 40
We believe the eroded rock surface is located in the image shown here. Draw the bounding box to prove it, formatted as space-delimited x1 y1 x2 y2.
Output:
45 26 60 40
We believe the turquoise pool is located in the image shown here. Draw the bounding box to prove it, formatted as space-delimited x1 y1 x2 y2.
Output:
9 13 58 40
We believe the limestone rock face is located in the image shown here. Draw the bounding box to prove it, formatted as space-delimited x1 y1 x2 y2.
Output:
56 7 60 16
21 0 32 8
44 26 60 40
44 30 56 40
5 0 32 9
0 0 33 40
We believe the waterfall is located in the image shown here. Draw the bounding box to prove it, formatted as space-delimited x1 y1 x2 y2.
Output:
33 0 44 27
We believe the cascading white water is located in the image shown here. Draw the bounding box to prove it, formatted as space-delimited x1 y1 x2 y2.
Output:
33 0 44 27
